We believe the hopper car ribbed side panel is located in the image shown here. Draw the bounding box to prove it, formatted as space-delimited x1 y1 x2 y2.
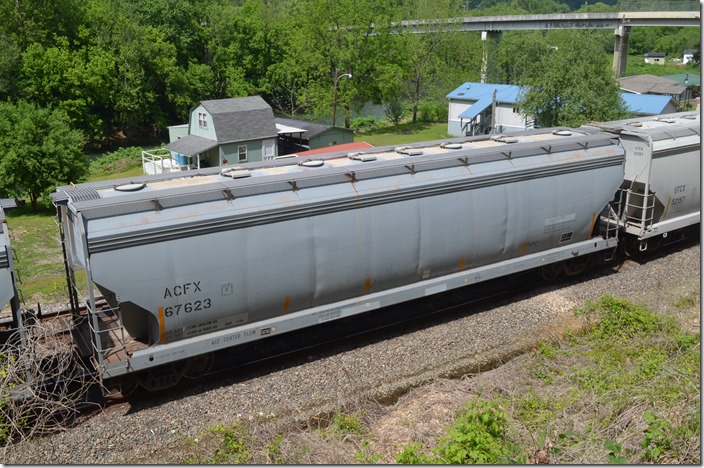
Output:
52 128 630 378
82 147 624 345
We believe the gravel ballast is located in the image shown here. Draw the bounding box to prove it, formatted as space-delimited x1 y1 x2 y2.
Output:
2 241 700 464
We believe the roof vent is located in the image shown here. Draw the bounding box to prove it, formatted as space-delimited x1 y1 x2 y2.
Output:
552 130 572 136
299 159 325 167
114 183 146 192
395 147 424 156
348 152 377 162
491 135 518 144
440 143 463 149
221 167 251 178
653 117 675 123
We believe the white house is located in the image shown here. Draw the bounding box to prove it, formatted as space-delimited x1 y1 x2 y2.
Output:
447 83 532 136
683 50 698 64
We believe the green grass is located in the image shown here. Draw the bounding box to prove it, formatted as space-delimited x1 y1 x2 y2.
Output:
5 205 74 306
4 146 146 308
355 122 450 147
506 295 701 464
625 59 700 78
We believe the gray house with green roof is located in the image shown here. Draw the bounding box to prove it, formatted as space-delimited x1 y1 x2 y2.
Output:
145 96 278 173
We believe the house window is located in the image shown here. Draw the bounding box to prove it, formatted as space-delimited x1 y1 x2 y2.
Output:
512 107 520 114
238 145 247 162
198 112 208 129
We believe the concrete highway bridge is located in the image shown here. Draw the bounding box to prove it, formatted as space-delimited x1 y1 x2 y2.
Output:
393 11 700 79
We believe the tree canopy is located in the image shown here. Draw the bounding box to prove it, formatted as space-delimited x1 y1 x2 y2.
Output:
0 0 697 144
0 101 87 211
517 31 629 127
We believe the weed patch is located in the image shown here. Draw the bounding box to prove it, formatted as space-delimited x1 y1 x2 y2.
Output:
396 399 525 464
186 423 251 464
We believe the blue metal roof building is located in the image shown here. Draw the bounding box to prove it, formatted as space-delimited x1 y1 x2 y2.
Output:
619 93 678 115
447 81 681 137
447 83 528 136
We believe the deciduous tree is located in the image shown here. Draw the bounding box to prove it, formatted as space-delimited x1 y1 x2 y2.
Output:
517 30 628 128
0 101 87 211
287 0 398 127
391 0 480 123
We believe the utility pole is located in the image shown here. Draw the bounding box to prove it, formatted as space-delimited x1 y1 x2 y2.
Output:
332 70 352 127
490 89 497 133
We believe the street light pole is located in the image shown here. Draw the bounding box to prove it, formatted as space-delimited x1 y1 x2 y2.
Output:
332 70 352 127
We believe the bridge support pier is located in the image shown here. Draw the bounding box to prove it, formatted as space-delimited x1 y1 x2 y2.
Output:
481 30 503 84
612 24 631 78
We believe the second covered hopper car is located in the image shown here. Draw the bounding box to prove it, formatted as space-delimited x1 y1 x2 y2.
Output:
584 113 700 253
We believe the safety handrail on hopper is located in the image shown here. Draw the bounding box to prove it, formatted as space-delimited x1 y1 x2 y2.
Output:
86 305 129 386
621 187 656 236
600 204 621 261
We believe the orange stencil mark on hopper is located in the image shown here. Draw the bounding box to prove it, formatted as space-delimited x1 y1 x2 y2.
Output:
158 307 166 342
589 212 597 237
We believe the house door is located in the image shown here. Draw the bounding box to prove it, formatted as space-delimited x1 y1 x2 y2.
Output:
262 139 276 161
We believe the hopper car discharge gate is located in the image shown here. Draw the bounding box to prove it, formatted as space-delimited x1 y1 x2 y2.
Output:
53 128 627 393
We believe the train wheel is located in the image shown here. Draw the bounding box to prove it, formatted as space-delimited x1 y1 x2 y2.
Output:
104 375 138 400
622 236 641 257
540 263 562 282
648 235 664 252
134 362 188 392
562 254 593 276
184 352 214 379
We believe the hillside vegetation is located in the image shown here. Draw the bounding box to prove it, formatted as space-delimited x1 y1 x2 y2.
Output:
176 293 700 464
0 0 698 148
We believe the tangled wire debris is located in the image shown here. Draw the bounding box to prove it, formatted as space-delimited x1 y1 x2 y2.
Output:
0 321 100 452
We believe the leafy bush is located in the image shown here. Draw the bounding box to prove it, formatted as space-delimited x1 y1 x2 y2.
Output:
383 100 406 126
641 412 673 462
605 439 628 464
396 441 431 464
202 423 251 464
417 101 448 123
350 116 378 131
396 399 523 464
332 411 368 436
581 295 666 339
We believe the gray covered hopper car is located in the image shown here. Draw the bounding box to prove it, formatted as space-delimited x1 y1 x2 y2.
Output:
0 198 27 347
584 112 700 253
0 201 19 315
53 128 625 386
